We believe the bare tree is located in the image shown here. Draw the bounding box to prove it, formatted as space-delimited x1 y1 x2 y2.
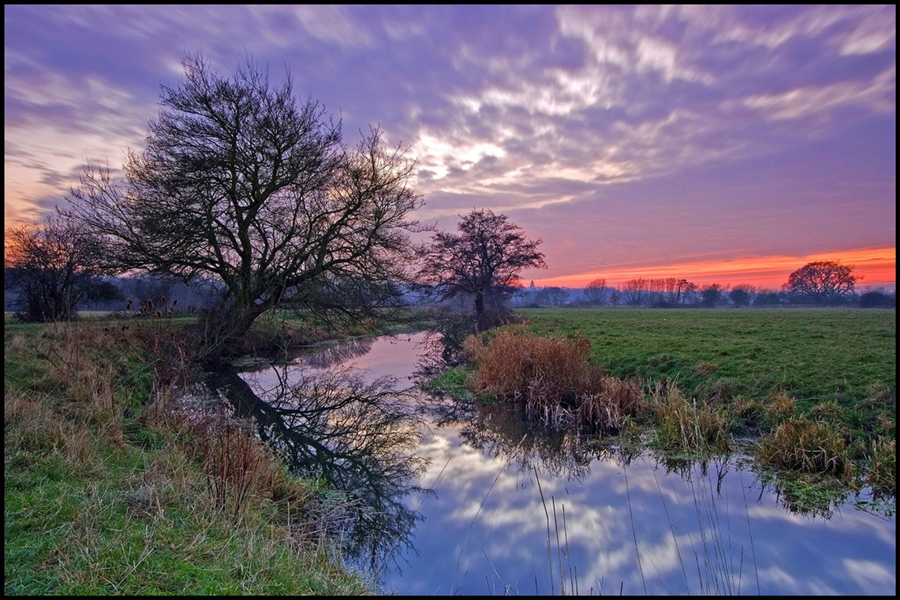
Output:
4 213 116 322
674 278 697 305
620 278 649 306
64 53 423 362
417 209 546 328
583 277 609 305
783 261 860 305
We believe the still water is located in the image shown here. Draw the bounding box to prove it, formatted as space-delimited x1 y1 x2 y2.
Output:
230 332 895 596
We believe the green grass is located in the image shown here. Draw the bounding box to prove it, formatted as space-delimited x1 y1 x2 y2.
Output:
461 307 896 502
5 447 363 595
4 319 372 596
517 307 894 417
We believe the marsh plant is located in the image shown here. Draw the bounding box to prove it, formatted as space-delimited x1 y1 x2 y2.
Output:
462 329 646 434
757 418 853 479
868 435 896 494
451 318 895 505
650 382 731 455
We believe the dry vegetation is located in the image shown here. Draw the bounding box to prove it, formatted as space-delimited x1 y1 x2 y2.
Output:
5 318 372 595
462 330 644 434
455 314 895 499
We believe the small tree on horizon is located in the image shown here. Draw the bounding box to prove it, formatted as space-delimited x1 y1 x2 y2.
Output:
620 278 649 306
699 283 726 307
583 277 610 305
535 286 568 307
783 261 860 305
4 213 118 322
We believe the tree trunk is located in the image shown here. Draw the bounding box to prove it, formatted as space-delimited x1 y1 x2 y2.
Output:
197 302 267 365
474 291 485 317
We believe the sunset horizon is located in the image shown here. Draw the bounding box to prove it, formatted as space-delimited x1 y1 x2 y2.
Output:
4 7 896 596
529 245 897 291
5 6 895 300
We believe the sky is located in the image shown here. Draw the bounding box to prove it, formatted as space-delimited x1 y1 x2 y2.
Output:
4 5 896 292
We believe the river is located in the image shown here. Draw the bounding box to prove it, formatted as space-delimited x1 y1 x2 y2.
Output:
224 332 895 596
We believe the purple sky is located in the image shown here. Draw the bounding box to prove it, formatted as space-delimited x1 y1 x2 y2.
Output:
4 5 896 290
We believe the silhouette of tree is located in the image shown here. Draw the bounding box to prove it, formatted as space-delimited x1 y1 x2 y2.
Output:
583 277 610 305
729 285 755 307
858 290 895 308
783 261 859 305
620 278 649 306
700 283 726 307
4 213 116 322
65 52 423 363
417 208 546 328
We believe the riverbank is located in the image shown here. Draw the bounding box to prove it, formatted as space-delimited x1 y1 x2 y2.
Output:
4 316 382 595
427 308 895 511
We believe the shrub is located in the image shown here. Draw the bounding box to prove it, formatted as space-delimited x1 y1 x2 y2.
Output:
463 329 645 432
464 329 593 404
757 418 853 479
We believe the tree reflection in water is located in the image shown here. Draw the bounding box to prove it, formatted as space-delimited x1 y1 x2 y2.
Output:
285 338 375 369
199 331 892 595
204 361 431 578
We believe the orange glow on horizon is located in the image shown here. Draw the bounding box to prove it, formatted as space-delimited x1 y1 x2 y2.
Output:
532 246 896 291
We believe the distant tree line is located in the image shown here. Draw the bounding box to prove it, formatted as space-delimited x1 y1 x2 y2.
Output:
511 263 895 309
6 226 894 329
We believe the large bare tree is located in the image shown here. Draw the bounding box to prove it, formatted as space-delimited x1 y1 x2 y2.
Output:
783 261 859 305
417 208 545 328
65 53 423 361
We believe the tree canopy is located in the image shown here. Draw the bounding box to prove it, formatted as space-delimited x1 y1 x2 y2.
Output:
417 208 545 327
782 261 859 305
65 53 424 361
4 214 116 322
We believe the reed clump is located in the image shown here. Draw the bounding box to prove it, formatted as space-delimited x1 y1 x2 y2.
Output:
767 391 797 422
867 435 896 492
650 382 730 455
757 418 853 479
462 329 645 433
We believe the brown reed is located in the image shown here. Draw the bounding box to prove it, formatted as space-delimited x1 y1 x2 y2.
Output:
463 329 645 432
757 418 853 479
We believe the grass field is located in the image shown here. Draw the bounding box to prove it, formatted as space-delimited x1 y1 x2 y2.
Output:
450 307 896 503
516 307 895 411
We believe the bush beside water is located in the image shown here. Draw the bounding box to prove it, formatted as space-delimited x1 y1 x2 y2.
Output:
455 308 895 497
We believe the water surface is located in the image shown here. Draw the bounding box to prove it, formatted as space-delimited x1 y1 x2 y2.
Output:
236 333 896 596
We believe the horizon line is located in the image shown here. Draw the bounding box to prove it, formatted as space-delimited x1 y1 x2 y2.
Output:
528 245 896 291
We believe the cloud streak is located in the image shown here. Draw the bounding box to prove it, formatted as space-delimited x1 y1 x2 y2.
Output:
4 5 895 290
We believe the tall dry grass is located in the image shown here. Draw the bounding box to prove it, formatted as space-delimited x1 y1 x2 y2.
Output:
462 329 645 433
650 382 731 455
757 418 853 479
5 317 371 594
868 436 896 492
